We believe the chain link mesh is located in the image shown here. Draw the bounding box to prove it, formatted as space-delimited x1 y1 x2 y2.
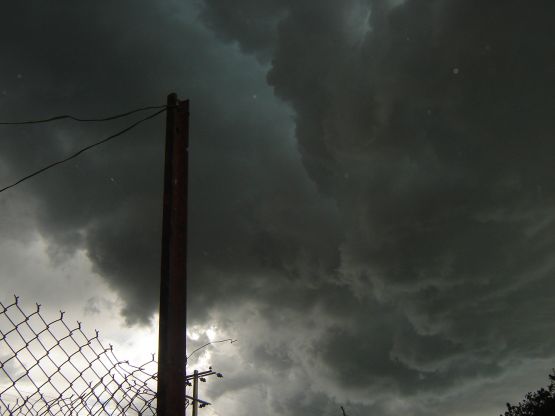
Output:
0 296 172 415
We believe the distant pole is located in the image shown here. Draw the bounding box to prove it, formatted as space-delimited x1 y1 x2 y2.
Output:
157 93 189 416
192 370 199 416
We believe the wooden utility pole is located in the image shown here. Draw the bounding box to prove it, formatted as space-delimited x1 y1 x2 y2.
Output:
157 93 189 416
192 370 199 416
185 368 222 413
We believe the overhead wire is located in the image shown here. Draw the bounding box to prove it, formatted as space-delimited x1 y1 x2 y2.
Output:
0 107 167 195
186 339 237 362
0 104 168 125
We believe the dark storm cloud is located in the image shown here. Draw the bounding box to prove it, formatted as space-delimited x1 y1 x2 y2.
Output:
1 0 198 322
0 1 340 325
198 0 285 61
3 0 555 414
199 0 555 410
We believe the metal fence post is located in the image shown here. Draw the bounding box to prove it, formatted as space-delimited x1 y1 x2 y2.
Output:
157 93 189 416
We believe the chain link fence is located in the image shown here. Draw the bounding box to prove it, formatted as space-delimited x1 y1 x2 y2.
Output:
0 296 168 415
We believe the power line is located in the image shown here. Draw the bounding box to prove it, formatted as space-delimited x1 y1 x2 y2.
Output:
0 104 167 125
0 108 166 195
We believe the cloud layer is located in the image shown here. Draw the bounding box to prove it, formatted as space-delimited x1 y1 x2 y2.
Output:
2 1 555 415
200 0 555 412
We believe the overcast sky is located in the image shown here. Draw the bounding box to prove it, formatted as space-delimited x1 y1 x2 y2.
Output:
1 1 555 415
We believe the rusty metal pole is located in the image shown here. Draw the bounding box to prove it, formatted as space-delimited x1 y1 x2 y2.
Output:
192 370 199 416
157 93 189 416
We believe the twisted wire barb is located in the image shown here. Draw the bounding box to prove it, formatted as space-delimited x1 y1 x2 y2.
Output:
0 296 164 415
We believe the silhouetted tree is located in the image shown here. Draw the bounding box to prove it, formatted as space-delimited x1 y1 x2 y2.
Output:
502 371 555 416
